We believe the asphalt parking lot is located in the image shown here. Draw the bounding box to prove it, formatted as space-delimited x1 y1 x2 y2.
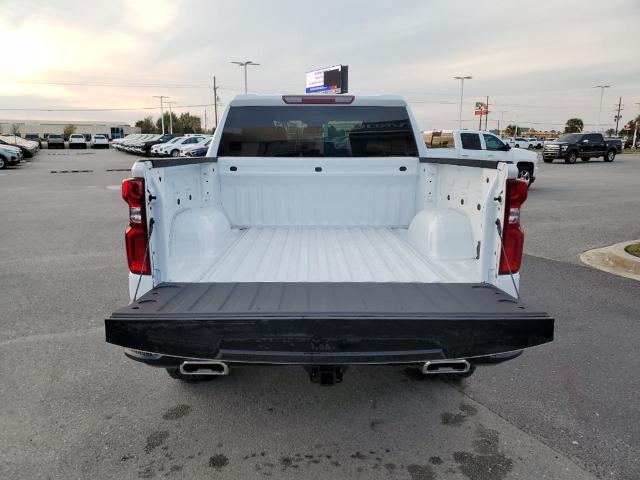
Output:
1 150 639 480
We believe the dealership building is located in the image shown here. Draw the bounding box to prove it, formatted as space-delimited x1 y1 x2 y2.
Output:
0 119 139 139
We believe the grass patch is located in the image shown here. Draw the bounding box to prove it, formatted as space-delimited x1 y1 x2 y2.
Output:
624 243 640 258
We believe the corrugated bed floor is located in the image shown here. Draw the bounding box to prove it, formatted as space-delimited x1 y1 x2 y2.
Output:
198 227 471 283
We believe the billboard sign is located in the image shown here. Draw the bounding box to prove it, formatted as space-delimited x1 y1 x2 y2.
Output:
305 65 349 94
474 102 489 116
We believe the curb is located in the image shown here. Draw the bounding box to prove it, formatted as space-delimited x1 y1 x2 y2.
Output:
580 240 640 281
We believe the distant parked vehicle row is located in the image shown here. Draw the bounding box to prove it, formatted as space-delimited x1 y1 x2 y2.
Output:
44 134 110 149
113 133 212 157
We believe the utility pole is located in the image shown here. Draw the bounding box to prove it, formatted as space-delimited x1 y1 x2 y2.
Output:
484 96 489 131
633 102 640 149
167 102 174 134
499 110 507 136
153 95 169 134
614 97 623 136
204 109 208 132
231 61 260 95
593 85 611 132
454 76 472 129
213 75 219 129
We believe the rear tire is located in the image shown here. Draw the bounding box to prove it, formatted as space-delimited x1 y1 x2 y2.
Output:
604 150 615 162
565 152 577 164
0 156 6 169
166 367 218 382
171 149 179 157
517 165 533 186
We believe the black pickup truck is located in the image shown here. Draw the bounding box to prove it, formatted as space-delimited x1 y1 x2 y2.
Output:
543 133 622 164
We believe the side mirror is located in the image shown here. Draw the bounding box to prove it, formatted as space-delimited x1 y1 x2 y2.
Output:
501 143 511 151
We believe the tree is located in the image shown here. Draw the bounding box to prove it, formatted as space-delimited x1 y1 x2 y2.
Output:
606 128 616 136
504 124 518 136
155 112 179 134
135 116 157 134
178 112 202 134
63 124 77 139
564 118 584 133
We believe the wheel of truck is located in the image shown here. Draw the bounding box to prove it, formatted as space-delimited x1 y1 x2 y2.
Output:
517 165 532 186
565 152 577 164
581 157 590 162
171 149 180 157
165 367 218 382
605 150 615 162
514 144 520 148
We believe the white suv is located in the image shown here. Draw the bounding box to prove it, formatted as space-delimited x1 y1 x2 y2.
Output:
91 134 109 149
157 135 206 157
69 134 87 149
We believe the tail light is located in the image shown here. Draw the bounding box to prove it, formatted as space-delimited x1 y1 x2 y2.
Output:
498 179 528 275
282 95 354 104
122 178 151 274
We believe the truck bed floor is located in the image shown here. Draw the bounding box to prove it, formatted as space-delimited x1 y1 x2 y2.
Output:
197 227 474 283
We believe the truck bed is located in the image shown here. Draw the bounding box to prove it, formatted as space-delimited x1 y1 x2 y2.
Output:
196 227 474 283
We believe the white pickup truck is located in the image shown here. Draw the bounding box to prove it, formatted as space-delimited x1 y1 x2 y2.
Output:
424 130 539 186
106 95 553 385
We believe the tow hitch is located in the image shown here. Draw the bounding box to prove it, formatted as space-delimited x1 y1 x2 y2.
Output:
306 365 346 385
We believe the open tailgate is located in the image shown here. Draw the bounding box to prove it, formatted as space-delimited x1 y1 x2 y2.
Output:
105 282 553 363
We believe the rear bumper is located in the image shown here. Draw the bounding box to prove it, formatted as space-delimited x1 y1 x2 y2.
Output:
106 282 554 365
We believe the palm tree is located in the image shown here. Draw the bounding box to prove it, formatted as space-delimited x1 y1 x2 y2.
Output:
564 118 584 133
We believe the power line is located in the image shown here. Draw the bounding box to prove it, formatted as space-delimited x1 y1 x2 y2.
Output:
0 102 225 112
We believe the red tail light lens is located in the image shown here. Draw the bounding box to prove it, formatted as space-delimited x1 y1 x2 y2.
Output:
122 178 150 275
499 179 528 275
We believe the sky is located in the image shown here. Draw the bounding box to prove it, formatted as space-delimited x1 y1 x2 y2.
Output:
1 0 639 132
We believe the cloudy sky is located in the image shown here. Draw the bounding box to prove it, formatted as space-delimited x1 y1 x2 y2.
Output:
1 0 639 132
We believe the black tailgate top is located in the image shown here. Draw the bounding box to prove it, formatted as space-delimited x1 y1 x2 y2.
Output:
111 282 549 321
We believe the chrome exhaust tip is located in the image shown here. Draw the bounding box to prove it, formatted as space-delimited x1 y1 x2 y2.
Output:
422 359 471 375
179 361 229 376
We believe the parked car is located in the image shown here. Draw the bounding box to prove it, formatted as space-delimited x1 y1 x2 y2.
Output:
0 144 23 168
156 135 207 157
179 136 212 156
542 132 622 164
47 134 65 149
505 137 532 149
136 133 180 156
423 129 538 186
106 94 554 384
69 133 87 149
91 134 109 149
526 138 543 149
0 135 39 158
150 136 183 156
24 134 42 147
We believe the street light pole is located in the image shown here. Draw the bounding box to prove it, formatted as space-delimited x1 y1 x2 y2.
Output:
167 102 174 134
593 85 611 132
153 95 169 134
453 76 472 129
231 61 260 94
633 102 640 149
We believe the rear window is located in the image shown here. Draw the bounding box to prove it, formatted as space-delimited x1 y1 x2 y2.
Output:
460 133 482 150
217 106 419 157
49 134 62 139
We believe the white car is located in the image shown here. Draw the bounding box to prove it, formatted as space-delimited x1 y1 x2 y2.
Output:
150 136 184 156
91 134 109 149
526 138 543 149
505 137 532 149
424 129 538 186
157 135 207 157
179 137 212 156
69 134 88 149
